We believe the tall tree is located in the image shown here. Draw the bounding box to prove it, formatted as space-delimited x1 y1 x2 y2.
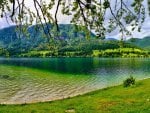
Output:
0 0 149 39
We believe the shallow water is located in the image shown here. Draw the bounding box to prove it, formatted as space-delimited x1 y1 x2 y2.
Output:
0 58 150 104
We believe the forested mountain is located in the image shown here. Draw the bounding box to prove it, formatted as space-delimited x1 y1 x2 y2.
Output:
0 24 149 57
0 24 95 56
127 36 150 50
0 26 18 45
0 24 95 44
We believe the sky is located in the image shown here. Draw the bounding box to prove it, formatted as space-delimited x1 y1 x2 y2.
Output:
0 0 150 39
106 17 150 39
105 0 150 39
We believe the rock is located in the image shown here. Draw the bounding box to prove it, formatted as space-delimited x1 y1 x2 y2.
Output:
0 75 9 79
65 109 75 113
0 74 14 80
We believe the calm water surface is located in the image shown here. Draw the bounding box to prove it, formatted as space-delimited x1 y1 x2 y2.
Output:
0 58 150 104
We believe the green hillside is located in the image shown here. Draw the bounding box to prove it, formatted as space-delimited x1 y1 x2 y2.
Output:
127 36 150 50
0 25 149 57
0 24 95 56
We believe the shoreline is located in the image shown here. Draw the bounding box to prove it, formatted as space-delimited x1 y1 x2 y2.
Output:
1 77 150 105
0 56 150 58
0 77 150 113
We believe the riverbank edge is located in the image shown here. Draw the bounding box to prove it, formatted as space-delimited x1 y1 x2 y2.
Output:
0 77 150 113
1 77 150 106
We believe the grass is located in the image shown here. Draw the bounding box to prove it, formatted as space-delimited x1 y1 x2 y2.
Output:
0 78 150 113
19 51 51 57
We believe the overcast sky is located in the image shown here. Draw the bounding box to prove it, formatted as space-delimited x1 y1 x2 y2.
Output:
0 0 150 39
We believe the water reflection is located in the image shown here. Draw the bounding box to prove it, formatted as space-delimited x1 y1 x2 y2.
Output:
0 58 150 75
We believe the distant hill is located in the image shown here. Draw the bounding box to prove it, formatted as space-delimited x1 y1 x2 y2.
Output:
0 24 95 44
0 24 95 56
0 26 18 45
127 36 150 50
105 38 117 41
0 24 148 57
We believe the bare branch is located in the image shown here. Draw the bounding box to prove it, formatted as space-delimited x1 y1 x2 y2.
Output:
10 0 15 18
55 0 61 31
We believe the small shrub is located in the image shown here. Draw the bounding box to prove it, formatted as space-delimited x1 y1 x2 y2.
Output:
123 76 135 87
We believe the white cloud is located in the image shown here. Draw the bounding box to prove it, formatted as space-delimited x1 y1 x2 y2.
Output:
0 18 15 29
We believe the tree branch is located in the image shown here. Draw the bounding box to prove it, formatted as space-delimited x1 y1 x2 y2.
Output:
55 0 61 31
10 0 15 18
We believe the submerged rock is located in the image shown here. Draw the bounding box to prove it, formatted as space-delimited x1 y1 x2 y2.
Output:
0 74 14 80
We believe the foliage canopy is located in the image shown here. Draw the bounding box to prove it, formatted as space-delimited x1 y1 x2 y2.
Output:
0 0 150 39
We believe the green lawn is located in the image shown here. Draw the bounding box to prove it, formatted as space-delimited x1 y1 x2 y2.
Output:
0 78 150 113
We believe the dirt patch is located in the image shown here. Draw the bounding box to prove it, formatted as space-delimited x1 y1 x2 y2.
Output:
98 100 118 111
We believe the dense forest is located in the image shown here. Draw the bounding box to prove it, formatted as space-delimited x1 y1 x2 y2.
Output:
127 37 150 51
0 25 149 58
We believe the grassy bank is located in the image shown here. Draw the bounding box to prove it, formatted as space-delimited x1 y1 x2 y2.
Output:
0 78 150 113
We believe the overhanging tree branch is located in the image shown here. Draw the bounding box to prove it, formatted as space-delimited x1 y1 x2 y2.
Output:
0 0 148 40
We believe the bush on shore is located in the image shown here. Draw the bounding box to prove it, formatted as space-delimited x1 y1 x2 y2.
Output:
123 76 135 87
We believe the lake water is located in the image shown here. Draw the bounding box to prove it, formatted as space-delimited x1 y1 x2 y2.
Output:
0 58 150 104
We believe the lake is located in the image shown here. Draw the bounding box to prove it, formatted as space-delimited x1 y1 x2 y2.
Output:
0 58 150 104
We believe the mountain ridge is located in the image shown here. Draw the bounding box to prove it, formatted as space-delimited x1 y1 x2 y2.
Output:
127 36 150 49
0 25 149 57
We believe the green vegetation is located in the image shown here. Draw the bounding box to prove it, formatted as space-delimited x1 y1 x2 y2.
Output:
123 76 135 87
128 36 150 50
93 48 150 58
0 0 148 41
0 78 150 113
18 40 150 58
0 25 95 57
19 51 51 57
0 25 149 57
